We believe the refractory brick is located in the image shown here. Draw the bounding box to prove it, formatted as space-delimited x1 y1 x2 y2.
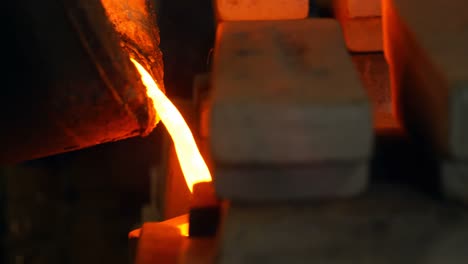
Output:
348 0 382 18
214 0 308 21
211 19 373 164
382 0 468 160
333 0 383 52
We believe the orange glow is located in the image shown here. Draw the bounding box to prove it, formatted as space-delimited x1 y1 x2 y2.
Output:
128 228 141 239
130 58 212 192
128 215 188 240
164 214 189 237
176 223 189 237
101 0 157 52
216 0 308 21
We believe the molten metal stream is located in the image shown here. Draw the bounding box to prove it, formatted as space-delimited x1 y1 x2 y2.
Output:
131 58 212 193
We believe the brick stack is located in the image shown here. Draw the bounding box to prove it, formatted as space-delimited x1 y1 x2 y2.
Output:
207 2 374 262
214 0 309 21
211 19 373 200
382 0 468 204
331 0 394 131
333 0 383 52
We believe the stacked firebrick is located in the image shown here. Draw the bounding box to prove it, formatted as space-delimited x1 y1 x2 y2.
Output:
210 0 375 262
195 0 468 262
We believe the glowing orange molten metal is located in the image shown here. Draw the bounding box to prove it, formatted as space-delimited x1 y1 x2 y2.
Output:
130 59 212 193
176 223 189 237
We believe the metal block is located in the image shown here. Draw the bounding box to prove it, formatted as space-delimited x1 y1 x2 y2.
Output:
333 0 383 52
214 0 308 21
215 161 368 200
347 0 382 18
189 182 221 238
211 19 373 164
